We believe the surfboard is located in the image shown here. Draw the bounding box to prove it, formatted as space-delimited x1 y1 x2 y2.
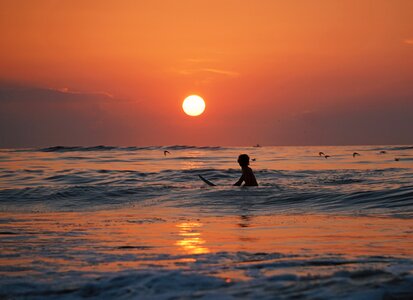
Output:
198 175 216 186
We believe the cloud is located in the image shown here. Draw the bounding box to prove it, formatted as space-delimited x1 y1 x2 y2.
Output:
52 87 114 98
175 68 239 77
0 83 138 147
200 68 240 77
0 83 114 103
272 99 413 145
173 57 240 78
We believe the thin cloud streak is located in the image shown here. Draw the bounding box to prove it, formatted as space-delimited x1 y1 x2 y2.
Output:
52 87 114 98
175 68 239 77
201 68 240 77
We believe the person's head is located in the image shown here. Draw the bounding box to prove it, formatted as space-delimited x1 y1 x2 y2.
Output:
237 154 250 167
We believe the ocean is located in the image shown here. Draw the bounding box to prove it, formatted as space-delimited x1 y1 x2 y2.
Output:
1 145 412 299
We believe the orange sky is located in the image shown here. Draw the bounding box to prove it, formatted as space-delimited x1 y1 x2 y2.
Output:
0 0 412 146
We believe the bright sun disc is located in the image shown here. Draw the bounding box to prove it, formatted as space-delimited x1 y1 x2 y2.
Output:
182 95 205 116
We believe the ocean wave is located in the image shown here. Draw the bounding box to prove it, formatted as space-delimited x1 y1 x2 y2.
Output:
0 183 186 212
36 145 225 152
1 144 412 217
0 252 411 300
2 178 412 217
391 145 413 150
370 145 413 151
40 145 121 152
180 184 413 217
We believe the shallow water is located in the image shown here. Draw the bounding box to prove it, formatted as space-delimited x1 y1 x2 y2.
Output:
1 145 413 299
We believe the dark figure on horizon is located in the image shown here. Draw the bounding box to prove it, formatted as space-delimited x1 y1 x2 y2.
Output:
234 154 258 186
353 152 360 158
379 150 387 154
164 150 170 156
319 152 330 158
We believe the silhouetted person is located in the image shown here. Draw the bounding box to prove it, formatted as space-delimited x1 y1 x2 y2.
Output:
324 155 331 159
164 150 170 156
234 154 258 186
353 152 360 158
319 152 325 157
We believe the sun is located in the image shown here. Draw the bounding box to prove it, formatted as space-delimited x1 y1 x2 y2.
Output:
182 95 205 116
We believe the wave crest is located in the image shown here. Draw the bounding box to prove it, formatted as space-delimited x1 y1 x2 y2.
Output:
38 145 224 152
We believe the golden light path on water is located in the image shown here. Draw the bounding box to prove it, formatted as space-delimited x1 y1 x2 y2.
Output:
1 207 412 280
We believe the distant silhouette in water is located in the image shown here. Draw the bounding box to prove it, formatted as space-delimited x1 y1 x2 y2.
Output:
324 155 331 159
379 150 387 154
252 158 256 161
164 150 171 156
319 152 325 157
353 152 360 158
234 154 258 186
395 157 400 161
253 144 261 147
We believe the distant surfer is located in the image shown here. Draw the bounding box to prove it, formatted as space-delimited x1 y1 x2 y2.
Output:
234 154 258 186
353 152 360 158
164 150 170 156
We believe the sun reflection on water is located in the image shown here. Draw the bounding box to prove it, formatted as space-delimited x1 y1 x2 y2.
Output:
175 222 210 254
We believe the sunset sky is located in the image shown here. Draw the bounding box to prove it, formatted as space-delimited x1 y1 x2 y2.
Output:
0 0 412 147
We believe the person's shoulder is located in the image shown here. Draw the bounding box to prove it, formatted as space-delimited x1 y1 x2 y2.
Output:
246 166 254 173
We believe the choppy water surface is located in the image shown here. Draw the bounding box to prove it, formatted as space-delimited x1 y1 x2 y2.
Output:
1 145 413 299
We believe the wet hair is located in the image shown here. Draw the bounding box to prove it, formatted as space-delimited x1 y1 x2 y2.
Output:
237 154 250 167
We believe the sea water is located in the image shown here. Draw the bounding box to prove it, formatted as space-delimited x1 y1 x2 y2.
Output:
0 145 412 299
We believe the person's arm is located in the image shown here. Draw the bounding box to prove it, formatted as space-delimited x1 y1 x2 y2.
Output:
234 174 244 186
